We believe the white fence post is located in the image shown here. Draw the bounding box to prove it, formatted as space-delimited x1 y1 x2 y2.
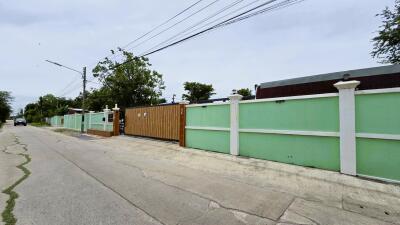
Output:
104 105 110 131
75 113 78 130
89 111 94 130
228 93 243 156
334 80 360 176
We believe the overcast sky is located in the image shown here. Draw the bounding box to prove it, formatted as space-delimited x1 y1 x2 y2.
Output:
0 0 394 112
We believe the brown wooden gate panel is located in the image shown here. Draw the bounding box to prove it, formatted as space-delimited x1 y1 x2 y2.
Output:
125 104 181 141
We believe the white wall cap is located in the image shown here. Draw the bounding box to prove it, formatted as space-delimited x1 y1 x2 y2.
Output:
334 80 360 90
112 104 120 111
228 94 243 101
179 100 190 105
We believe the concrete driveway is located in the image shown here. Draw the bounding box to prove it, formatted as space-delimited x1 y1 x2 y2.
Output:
0 122 399 225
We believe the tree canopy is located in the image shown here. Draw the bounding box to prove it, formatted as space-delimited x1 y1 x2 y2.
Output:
92 49 165 109
182 82 215 103
24 94 77 123
0 91 13 123
237 88 252 97
372 0 400 64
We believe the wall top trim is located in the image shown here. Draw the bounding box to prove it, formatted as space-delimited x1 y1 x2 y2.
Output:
355 87 400 95
240 93 338 104
185 126 230 131
186 102 230 108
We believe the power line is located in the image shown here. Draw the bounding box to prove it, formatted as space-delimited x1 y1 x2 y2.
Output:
94 0 305 81
59 82 82 97
114 0 222 60
89 0 205 67
57 76 81 96
121 0 205 50
141 0 303 57
141 0 261 56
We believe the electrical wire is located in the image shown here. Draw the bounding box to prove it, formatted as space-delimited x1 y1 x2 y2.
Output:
140 0 303 57
141 0 262 56
92 0 305 83
89 0 205 67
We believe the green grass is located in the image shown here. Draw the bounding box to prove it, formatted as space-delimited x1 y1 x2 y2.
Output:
29 122 49 127
53 128 81 136
1 153 31 225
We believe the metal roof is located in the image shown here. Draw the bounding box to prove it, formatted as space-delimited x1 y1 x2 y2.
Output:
259 64 400 89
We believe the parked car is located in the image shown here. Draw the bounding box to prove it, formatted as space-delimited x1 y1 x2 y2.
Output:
14 118 27 126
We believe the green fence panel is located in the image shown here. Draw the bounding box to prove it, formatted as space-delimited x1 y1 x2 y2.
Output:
356 92 400 134
50 116 63 127
357 138 400 181
240 97 339 131
240 133 340 171
238 97 340 171
86 112 114 132
355 92 400 181
186 129 230 154
186 104 230 128
63 114 82 131
186 104 230 153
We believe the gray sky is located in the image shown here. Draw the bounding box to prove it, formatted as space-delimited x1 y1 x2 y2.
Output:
0 0 393 112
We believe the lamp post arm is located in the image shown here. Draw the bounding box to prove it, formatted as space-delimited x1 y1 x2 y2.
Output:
45 60 83 75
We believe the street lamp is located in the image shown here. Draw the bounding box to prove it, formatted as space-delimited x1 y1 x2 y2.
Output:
45 60 87 133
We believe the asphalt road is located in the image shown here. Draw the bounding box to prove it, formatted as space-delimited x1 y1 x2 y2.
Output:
0 122 399 225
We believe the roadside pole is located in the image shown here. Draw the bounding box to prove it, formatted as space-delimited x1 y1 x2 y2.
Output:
81 67 87 133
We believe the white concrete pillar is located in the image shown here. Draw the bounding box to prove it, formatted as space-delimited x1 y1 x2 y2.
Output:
104 105 110 131
228 93 243 156
334 80 360 176
89 111 94 129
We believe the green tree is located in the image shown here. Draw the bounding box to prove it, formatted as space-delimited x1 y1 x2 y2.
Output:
24 94 76 123
182 82 215 103
371 0 400 64
237 88 252 97
24 103 40 123
85 88 114 112
92 49 165 108
0 91 13 123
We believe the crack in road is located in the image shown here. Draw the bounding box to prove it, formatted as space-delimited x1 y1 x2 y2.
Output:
1 135 31 225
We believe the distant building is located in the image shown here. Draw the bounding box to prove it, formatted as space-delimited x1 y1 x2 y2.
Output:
67 108 88 114
256 65 400 99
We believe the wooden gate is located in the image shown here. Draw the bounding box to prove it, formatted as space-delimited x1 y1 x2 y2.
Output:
125 104 185 142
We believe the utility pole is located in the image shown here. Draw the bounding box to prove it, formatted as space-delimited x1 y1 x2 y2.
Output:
81 67 87 133
45 60 87 133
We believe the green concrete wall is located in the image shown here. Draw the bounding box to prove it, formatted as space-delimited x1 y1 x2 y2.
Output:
357 138 400 181
240 133 340 171
50 116 63 127
64 114 82 131
63 113 113 132
186 104 230 128
184 92 400 181
185 104 230 153
186 129 230 154
239 97 339 131
355 92 400 181
239 97 340 171
356 92 400 134
87 113 113 132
